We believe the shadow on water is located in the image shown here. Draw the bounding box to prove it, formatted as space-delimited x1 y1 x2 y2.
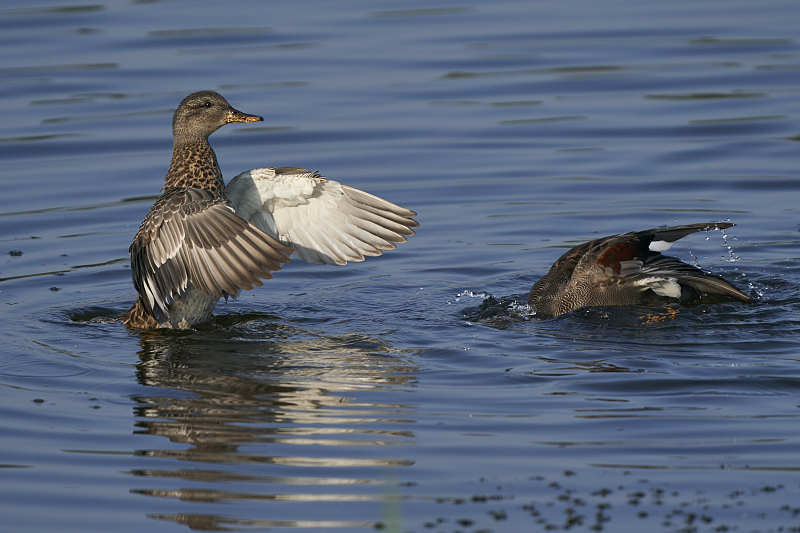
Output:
125 319 418 530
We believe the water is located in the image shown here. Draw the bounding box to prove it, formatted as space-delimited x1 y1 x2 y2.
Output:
1 0 800 531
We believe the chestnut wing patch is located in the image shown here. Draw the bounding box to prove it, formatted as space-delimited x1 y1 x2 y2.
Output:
593 237 647 274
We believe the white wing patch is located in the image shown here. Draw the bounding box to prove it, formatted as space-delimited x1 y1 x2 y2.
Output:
649 240 674 252
634 276 682 298
226 167 418 266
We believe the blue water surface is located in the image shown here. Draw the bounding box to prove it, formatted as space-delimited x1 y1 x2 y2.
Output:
1 1 799 532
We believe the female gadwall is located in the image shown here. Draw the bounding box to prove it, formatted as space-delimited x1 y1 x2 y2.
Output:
528 222 750 318
123 91 417 329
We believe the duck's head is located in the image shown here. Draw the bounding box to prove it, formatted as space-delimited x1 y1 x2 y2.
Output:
172 90 263 143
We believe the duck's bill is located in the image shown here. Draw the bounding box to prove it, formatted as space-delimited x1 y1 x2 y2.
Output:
226 108 263 123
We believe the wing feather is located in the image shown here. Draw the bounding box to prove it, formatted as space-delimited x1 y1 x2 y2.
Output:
225 237 263 279
129 188 292 322
352 201 418 229
220 241 258 290
351 218 406 245
343 185 418 220
227 167 418 266
341 225 391 255
346 204 415 237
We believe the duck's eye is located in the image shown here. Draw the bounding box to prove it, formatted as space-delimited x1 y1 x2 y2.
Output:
202 101 212 108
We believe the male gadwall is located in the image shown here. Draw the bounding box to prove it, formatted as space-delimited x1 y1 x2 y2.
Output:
123 91 417 328
528 222 750 318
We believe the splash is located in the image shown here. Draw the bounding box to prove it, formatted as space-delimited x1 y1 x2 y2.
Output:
449 289 493 305
693 221 743 266
459 292 537 328
746 279 765 298
507 299 536 320
719 227 741 263
707 222 758 297
702 218 741 263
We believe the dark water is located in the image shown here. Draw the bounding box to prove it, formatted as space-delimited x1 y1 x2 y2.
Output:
2 1 800 531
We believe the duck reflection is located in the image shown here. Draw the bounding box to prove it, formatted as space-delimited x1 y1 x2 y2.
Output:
129 315 417 529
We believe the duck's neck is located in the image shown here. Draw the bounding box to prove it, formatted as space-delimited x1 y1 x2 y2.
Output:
164 137 225 194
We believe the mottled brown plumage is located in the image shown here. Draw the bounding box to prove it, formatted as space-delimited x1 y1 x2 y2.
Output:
528 222 751 318
123 298 159 329
123 91 292 329
164 142 225 193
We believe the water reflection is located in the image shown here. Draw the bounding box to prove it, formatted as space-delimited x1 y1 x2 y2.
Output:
130 319 416 529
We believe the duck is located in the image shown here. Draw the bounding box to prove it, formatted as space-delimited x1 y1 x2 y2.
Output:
123 91 418 329
527 222 750 318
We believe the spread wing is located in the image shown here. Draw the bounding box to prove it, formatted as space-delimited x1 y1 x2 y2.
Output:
130 188 293 322
226 167 418 265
